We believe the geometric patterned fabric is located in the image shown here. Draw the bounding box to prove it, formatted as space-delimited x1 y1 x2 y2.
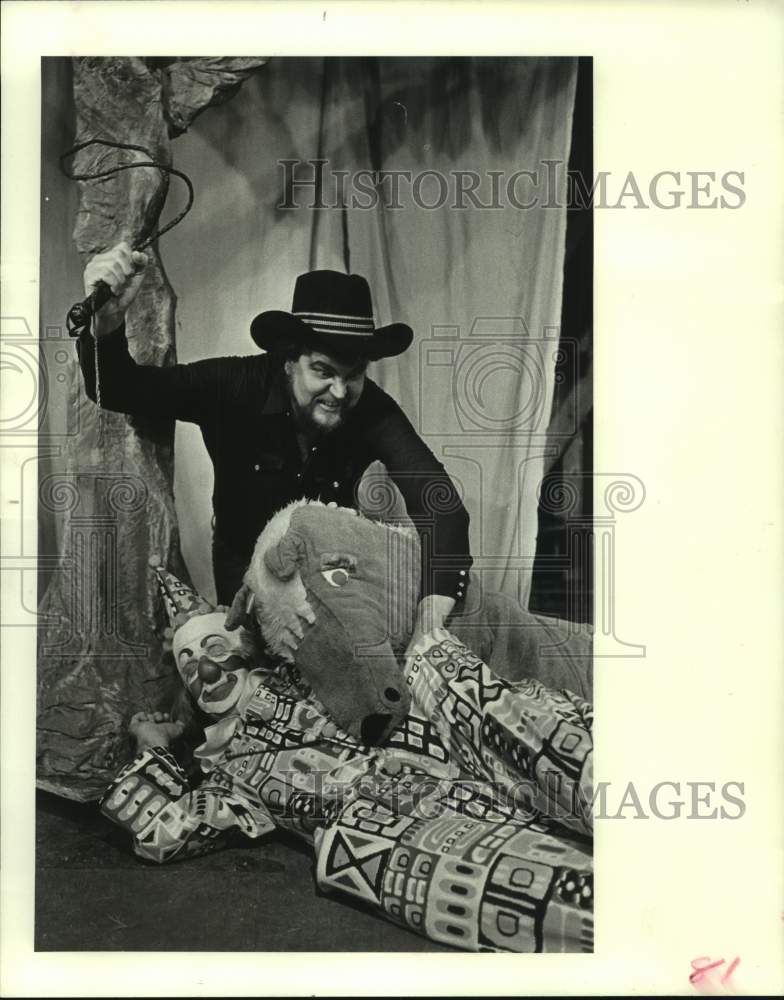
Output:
101 630 593 952
153 564 216 629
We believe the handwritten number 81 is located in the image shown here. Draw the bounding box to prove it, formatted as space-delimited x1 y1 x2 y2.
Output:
689 956 740 985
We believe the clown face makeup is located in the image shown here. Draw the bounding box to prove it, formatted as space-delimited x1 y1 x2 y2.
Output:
172 612 254 718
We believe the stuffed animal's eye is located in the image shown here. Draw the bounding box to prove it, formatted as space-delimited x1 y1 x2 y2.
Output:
322 567 350 588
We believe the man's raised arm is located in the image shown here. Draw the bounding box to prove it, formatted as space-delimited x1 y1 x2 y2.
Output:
77 241 219 422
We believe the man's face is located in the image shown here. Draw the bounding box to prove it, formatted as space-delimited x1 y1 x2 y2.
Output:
286 350 367 433
172 612 253 718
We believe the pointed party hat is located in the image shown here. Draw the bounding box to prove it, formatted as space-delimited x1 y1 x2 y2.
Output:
152 561 215 629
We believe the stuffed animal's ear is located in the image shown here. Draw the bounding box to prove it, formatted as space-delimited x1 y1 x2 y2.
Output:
225 582 254 631
263 529 305 580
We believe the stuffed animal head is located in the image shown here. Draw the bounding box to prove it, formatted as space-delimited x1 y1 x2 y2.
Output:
229 500 421 745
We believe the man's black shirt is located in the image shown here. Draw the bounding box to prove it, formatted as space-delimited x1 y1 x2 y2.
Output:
78 323 472 604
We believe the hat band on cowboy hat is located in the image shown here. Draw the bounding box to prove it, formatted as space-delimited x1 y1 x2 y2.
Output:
250 270 413 360
292 310 376 336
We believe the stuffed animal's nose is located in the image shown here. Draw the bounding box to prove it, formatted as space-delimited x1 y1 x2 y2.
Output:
197 657 222 683
382 686 402 706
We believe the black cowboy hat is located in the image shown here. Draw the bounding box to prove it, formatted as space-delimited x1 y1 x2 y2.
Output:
251 270 413 361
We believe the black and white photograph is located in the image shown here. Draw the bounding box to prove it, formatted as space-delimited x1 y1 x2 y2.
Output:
2 2 783 996
35 53 594 954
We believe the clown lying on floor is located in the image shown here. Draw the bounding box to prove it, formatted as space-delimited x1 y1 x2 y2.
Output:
101 501 594 953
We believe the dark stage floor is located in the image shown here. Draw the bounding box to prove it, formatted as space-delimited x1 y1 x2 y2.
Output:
35 791 453 953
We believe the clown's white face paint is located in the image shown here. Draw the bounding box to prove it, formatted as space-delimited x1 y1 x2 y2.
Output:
173 612 252 717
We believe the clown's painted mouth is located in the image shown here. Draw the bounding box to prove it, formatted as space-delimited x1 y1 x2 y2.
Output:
203 675 237 703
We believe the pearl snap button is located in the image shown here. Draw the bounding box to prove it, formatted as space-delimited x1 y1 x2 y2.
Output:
254 464 260 471
332 481 339 488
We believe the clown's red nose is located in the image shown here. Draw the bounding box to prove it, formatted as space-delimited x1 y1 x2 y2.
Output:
197 658 222 683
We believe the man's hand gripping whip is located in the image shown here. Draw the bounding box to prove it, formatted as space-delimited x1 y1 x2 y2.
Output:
60 138 195 335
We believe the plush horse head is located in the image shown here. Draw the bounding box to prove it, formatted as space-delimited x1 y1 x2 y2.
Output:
228 500 420 745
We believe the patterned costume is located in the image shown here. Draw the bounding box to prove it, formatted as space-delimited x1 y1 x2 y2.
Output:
101 629 593 953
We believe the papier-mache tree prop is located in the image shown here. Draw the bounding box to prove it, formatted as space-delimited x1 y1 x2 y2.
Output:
37 57 267 802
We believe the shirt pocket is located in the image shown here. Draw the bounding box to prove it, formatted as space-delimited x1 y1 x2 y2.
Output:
248 451 287 508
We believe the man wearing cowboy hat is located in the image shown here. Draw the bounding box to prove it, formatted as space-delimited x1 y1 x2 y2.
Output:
78 242 472 644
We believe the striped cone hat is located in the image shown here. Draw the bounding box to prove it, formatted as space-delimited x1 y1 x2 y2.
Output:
152 563 215 629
